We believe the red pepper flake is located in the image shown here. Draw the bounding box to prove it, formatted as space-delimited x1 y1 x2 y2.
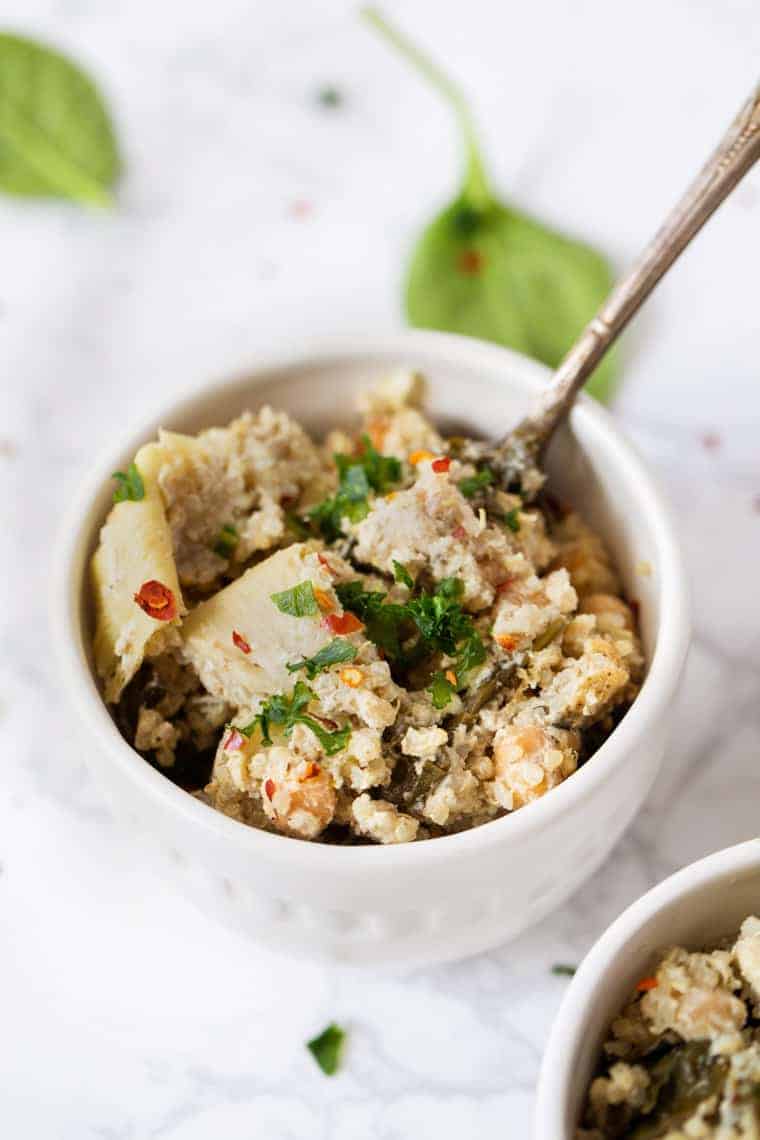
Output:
317 553 337 577
314 587 336 614
232 630 251 654
636 976 658 992
497 578 514 594
322 612 363 635
700 431 721 452
452 524 467 540
134 580 177 621
431 456 451 474
289 199 313 219
301 762 321 781
496 634 518 651
224 729 245 752
264 779 276 800
456 248 485 276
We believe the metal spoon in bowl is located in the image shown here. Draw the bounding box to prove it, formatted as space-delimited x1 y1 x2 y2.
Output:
468 80 760 499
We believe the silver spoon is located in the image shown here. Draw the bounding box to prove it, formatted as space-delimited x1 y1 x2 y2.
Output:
475 80 760 499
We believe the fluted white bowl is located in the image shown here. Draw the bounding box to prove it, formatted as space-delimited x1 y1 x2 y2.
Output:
53 331 689 966
535 839 760 1138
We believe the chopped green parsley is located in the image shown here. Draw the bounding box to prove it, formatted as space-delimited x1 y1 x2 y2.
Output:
458 465 494 498
213 523 238 559
271 580 319 617
307 1022 346 1075
287 638 357 679
111 462 144 503
240 680 350 756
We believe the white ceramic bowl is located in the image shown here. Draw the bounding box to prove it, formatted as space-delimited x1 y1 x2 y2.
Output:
53 331 689 967
536 838 760 1138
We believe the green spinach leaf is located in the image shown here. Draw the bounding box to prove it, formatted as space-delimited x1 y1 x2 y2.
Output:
0 33 120 205
362 9 617 402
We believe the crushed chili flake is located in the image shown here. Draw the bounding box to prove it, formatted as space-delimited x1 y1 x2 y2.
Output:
264 779 276 800
496 634 518 651
497 578 514 594
445 669 458 686
133 580 177 621
224 729 245 752
323 612 363 635
636 976 658 992
700 430 721 452
232 630 251 654
314 587 336 613
301 762 321 781
317 554 337 577
409 449 434 465
339 666 364 687
431 456 451 473
452 524 467 540
456 248 485 276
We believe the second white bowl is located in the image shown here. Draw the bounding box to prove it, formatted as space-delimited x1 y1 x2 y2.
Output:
535 838 760 1138
53 331 690 966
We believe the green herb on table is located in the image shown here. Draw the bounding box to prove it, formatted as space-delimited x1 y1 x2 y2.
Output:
213 523 239 559
112 462 144 503
287 638 357 679
0 33 121 206
362 9 618 403
241 681 351 756
307 1022 346 1075
551 963 577 977
271 581 320 617
316 85 343 109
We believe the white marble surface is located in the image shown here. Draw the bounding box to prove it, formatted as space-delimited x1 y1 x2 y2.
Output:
2 1 760 1135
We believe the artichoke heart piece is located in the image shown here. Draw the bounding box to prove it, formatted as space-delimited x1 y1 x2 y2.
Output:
181 543 335 709
91 441 185 703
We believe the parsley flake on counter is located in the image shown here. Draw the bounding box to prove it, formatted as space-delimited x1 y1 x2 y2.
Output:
213 523 238 558
316 85 343 109
551 963 577 977
287 638 357 679
271 580 319 617
307 1022 346 1075
112 462 144 503
240 681 350 756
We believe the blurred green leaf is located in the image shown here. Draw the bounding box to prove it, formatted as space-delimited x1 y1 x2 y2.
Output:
0 32 120 205
363 9 618 402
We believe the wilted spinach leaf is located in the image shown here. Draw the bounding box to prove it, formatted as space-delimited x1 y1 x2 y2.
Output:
0 33 120 206
362 9 617 402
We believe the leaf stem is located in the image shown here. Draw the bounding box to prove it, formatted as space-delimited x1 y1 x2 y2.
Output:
362 7 491 210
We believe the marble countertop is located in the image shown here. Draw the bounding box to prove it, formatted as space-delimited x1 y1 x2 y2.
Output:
3 1 760 1135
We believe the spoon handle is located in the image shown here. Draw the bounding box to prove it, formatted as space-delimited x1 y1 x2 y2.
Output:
523 79 760 444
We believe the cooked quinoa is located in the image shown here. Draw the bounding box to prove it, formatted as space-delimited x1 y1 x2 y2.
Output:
90 371 644 844
579 919 760 1139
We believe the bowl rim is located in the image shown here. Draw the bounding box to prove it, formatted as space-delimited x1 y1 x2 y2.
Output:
534 837 760 1137
51 329 690 873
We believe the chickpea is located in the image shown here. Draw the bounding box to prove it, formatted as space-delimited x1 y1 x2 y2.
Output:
491 724 578 811
260 747 336 840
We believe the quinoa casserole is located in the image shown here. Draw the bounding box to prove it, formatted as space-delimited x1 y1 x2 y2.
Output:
90 372 644 845
579 919 760 1139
